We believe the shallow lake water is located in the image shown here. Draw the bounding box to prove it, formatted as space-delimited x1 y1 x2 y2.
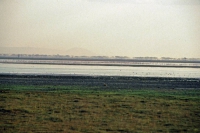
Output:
0 63 200 78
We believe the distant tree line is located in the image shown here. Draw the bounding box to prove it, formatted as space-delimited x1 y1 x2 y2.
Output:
0 54 199 61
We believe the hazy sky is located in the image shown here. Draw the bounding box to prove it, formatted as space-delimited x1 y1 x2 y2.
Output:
0 0 200 58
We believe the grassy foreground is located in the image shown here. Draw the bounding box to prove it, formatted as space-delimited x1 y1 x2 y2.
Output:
0 85 200 133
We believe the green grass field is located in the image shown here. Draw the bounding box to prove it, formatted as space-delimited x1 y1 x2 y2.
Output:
0 85 200 132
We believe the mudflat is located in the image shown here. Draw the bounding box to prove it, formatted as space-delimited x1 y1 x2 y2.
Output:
0 74 200 89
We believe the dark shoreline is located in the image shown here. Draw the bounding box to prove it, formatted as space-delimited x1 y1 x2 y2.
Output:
0 74 199 89
1 62 200 68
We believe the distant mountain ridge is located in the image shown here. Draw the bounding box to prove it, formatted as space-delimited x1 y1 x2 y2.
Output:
65 48 96 56
0 47 96 56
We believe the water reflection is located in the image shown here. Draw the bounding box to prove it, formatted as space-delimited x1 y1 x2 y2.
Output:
0 63 200 78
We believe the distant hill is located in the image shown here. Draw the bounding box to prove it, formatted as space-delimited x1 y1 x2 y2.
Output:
0 47 96 56
65 48 96 56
